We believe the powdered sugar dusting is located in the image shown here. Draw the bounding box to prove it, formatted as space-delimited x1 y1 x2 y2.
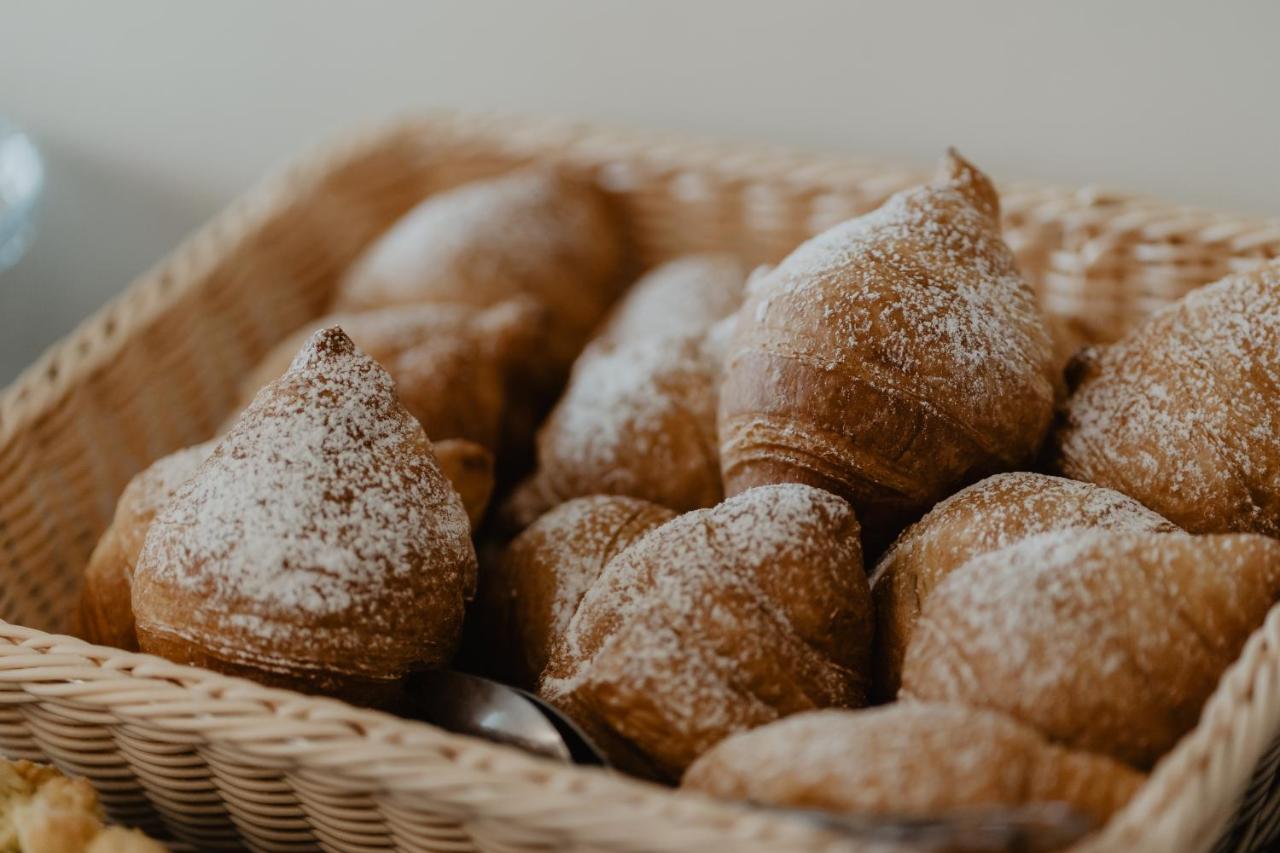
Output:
594 254 746 347
541 483 869 776
135 327 475 657
531 330 724 512
901 528 1280 766
1057 263 1280 535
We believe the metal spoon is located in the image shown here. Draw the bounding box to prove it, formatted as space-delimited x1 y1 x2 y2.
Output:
393 670 608 766
392 673 1091 851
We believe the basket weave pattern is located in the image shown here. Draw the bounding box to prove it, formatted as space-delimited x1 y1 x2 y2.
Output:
1 113 1279 852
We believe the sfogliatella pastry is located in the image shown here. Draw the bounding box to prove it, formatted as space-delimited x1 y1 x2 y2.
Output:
871 472 1178 698
505 328 726 527
541 484 871 781
901 529 1280 767
334 168 623 381
482 495 675 687
133 328 477 701
718 151 1056 533
592 254 745 349
1055 262 1280 535
682 704 1143 827
77 441 215 651
235 300 543 454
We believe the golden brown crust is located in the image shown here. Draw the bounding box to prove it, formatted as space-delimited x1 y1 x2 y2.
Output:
682 704 1144 827
592 254 745 349
540 484 871 781
431 438 496 531
901 530 1280 767
718 152 1056 532
133 328 477 701
508 330 725 527
333 168 624 380
78 442 215 651
870 472 1178 699
481 495 675 687
1054 263 1280 535
234 300 544 454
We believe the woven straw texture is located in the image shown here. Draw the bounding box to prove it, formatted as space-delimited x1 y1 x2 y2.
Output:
1 112 1279 852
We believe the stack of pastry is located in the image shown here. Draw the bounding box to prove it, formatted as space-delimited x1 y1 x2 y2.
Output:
76 153 1280 836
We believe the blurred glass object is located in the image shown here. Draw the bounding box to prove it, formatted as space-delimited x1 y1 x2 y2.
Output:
0 117 44 272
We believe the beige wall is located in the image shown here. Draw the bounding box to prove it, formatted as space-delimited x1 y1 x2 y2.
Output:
1 0 1277 380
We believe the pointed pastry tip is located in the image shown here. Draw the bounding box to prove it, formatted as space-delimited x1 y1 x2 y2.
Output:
937 148 1000 221
284 325 366 376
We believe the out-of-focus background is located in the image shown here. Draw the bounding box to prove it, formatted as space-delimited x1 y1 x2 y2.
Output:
1 0 1277 383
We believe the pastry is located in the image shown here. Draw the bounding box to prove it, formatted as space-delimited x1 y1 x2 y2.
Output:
133 328 477 701
505 328 725 527
333 168 623 382
682 704 1143 827
77 441 214 651
1055 263 1280 535
870 472 1178 698
235 300 544 455
541 483 871 781
481 495 674 686
900 529 1280 767
592 254 745 349
718 151 1056 534
0 758 164 853
431 438 495 531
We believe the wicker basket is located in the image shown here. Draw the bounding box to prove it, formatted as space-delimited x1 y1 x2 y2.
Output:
1 112 1279 853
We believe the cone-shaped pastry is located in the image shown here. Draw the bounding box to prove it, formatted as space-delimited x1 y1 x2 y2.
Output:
1055 263 1280 535
481 495 675 687
593 254 746 349
334 168 623 379
719 152 1056 533
901 530 1280 767
540 484 871 781
505 328 725 528
871 472 1178 698
682 705 1144 828
234 300 544 455
77 442 215 650
133 328 477 701
431 438 495 531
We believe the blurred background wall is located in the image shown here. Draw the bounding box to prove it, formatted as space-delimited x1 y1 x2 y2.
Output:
1 0 1277 382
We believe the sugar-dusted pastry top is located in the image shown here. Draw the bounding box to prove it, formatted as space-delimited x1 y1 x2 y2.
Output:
682 704 1144 827
1056 262 1280 535
902 528 1280 767
483 494 676 687
719 151 1056 527
541 483 870 781
592 254 746 349
870 472 1179 697
133 327 476 688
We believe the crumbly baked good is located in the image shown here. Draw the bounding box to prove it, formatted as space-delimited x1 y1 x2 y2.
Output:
682 704 1144 827
1055 262 1280 535
133 328 477 701
77 441 215 651
901 529 1280 767
592 254 745 349
718 151 1056 534
540 484 871 781
235 300 544 454
870 472 1178 698
333 168 623 383
505 328 726 527
0 758 164 853
481 495 675 687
